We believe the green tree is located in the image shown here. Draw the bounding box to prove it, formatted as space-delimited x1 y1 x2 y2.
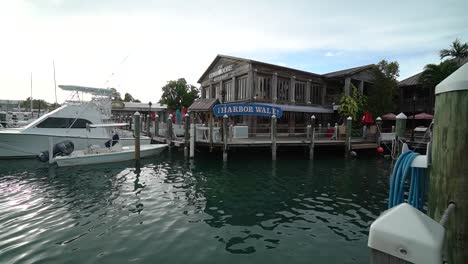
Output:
439 38 468 61
110 88 122 102
159 78 199 110
123 93 141 103
420 60 459 90
367 60 400 117
338 85 367 121
21 98 51 111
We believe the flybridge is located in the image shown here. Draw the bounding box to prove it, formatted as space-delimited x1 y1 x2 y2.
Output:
213 103 283 118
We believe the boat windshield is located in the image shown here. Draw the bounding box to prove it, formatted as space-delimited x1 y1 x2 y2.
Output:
35 117 92 129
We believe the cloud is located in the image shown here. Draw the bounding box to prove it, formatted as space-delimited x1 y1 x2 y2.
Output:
0 0 467 102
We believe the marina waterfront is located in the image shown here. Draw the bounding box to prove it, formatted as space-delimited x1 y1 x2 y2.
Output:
0 150 391 264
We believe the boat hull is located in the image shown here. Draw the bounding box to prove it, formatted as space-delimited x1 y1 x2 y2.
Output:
55 144 167 167
0 133 151 158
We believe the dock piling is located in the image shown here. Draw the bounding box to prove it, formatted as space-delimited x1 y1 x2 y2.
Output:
345 116 352 157
310 115 316 160
134 112 141 164
376 117 382 144
184 113 190 158
271 115 277 160
167 114 173 145
395 113 407 155
146 114 151 137
189 123 195 159
154 114 159 137
429 67 468 264
222 114 228 162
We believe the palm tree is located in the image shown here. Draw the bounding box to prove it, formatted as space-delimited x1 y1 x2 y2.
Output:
439 38 468 61
420 60 459 88
419 60 459 113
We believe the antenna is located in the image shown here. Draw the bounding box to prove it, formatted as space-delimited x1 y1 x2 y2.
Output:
53 60 57 105
30 72 33 113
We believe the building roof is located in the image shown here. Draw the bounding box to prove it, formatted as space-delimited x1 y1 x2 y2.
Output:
188 98 219 112
323 64 375 78
198 54 323 83
112 101 166 111
398 72 423 87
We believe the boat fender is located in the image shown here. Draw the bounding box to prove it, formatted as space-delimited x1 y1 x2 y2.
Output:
105 134 120 148
37 140 75 162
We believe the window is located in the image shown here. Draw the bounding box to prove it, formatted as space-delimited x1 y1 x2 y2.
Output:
236 76 248 99
224 81 235 102
214 84 221 100
277 78 289 101
36 117 92 128
257 76 271 100
311 85 323 104
295 81 306 103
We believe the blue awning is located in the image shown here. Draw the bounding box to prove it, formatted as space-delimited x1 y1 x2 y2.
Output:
257 103 334 114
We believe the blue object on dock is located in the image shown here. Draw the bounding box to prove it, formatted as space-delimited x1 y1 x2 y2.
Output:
213 103 283 118
388 150 426 210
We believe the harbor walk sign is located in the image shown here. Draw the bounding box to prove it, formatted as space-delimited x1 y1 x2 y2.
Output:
213 103 283 118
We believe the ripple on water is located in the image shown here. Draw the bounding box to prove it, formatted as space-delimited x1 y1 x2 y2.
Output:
0 153 391 264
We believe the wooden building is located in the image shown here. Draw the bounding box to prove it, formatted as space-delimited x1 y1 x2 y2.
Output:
192 54 375 133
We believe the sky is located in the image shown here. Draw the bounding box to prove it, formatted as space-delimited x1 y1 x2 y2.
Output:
1 0 467 104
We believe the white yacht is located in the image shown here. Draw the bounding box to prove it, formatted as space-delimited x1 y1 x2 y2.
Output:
0 85 151 158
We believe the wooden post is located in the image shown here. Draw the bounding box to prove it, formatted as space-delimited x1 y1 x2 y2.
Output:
344 77 351 96
290 76 296 103
395 113 407 155
209 112 214 152
334 123 338 140
134 112 141 164
154 114 159 137
167 114 173 145
146 114 151 137
306 80 311 104
190 123 195 159
376 117 382 144
272 73 278 103
429 66 468 264
310 115 316 160
223 114 228 162
184 113 190 157
48 137 54 164
271 115 277 160
129 115 133 131
395 113 407 138
345 116 352 157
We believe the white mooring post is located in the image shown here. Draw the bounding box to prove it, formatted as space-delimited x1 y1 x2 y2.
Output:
167 114 173 145
134 112 141 164
189 123 195 159
184 113 190 158
271 115 277 161
222 114 228 162
48 137 54 164
310 115 316 160
146 114 151 137
154 114 159 137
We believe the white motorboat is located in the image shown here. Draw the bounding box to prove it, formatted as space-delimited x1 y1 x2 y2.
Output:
0 85 151 158
54 144 167 167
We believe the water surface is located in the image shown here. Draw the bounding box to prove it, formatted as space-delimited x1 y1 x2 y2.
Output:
0 150 391 264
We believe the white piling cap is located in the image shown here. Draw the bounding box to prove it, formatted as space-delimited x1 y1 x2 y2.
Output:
272 114 276 118
169 114 173 118
223 114 228 118
185 113 189 117
376 117 382 121
396 112 407 119
347 116 352 120
435 62 468 95
311 115 316 119
155 114 159 118
134 111 140 116
368 203 444 264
